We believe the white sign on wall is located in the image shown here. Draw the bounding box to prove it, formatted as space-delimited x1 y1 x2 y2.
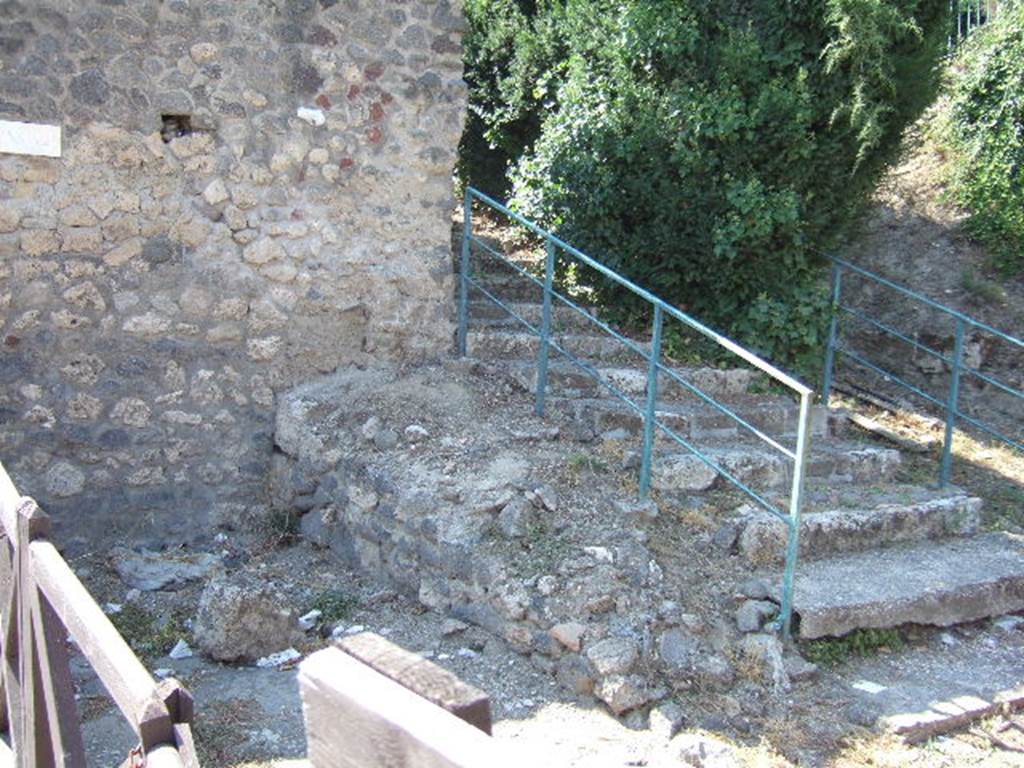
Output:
0 119 62 158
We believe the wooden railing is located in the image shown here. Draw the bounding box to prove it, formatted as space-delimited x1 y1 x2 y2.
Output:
0 456 513 767
299 633 516 768
0 462 199 767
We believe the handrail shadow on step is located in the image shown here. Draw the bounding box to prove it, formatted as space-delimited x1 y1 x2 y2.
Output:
456 186 816 639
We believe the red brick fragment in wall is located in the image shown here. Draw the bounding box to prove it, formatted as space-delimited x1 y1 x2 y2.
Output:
348 84 361 100
316 94 331 110
364 62 385 81
339 157 355 169
367 126 383 144
369 103 385 122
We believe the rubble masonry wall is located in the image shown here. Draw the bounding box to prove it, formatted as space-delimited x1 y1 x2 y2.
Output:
0 0 466 545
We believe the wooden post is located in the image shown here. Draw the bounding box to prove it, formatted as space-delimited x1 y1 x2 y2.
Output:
16 498 53 767
336 633 492 734
299 641 513 768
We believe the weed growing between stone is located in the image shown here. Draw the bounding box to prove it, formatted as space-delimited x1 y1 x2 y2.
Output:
800 628 905 668
309 589 359 624
110 603 190 662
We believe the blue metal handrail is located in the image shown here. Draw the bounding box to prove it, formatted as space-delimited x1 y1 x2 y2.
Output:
950 0 998 49
822 257 1023 486
457 187 815 638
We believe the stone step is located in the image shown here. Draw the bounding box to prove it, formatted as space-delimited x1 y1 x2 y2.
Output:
503 359 764 401
779 532 1024 639
650 441 900 494
467 300 601 333
547 394 829 444
467 328 646 363
737 492 983 564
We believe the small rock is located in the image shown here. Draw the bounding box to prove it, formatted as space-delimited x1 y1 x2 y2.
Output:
536 575 558 596
440 618 469 637
737 578 772 600
104 603 123 615
735 600 777 633
692 654 735 691
298 609 322 631
555 654 594 696
202 178 229 206
601 428 631 442
404 424 430 443
550 622 587 652
586 636 639 677
671 733 738 768
456 647 478 658
193 572 300 662
659 628 700 672
111 547 221 592
168 639 193 660
498 496 536 539
256 647 301 668
711 524 739 552
783 653 819 683
332 623 366 639
366 589 397 605
851 679 887 695
297 107 326 126
534 484 558 512
595 675 654 716
374 429 399 451
739 634 789 693
649 701 686 740
360 416 381 441
616 498 659 522
583 546 614 564
153 668 175 680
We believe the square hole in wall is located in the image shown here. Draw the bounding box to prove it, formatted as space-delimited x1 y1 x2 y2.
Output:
160 114 193 143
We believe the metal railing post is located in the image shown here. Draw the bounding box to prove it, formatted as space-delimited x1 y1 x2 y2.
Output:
638 305 664 499
939 318 966 487
779 390 812 640
457 190 473 357
822 262 843 407
535 238 556 416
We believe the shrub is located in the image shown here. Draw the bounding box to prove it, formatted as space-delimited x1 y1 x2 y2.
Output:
942 3 1024 275
463 0 948 375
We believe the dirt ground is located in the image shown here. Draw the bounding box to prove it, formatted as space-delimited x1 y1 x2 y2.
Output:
72 538 1024 767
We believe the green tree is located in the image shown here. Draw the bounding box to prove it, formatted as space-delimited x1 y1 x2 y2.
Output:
942 2 1024 275
462 0 948 373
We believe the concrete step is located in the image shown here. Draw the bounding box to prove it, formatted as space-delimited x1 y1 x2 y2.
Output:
737 492 983 564
467 328 646 363
504 359 764 401
650 441 901 494
467 300 601 333
778 532 1024 639
547 394 829 443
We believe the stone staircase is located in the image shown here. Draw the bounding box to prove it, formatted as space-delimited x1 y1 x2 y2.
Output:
460 239 1024 641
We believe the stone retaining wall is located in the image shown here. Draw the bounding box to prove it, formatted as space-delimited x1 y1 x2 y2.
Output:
0 0 466 544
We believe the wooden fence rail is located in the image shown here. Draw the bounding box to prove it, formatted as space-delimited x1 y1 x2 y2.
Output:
0 462 199 767
299 633 518 768
0 458 515 767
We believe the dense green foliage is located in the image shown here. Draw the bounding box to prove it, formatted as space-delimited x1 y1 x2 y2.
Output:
462 0 948 374
943 2 1024 275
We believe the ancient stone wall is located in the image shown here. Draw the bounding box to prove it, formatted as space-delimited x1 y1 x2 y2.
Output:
0 0 466 546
